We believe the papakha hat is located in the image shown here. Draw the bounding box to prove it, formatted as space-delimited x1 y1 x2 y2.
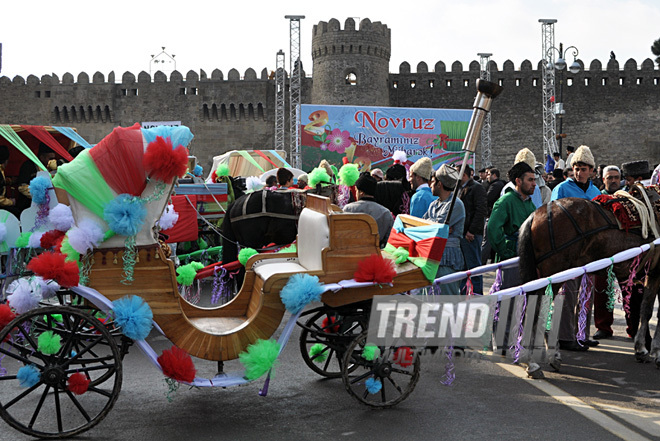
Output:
514 148 536 170
621 160 651 179
570 145 595 168
435 164 460 190
370 168 384 180
355 173 378 196
410 157 433 181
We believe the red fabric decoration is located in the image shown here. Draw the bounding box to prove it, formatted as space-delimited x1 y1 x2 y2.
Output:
40 229 66 249
22 125 74 162
143 136 189 182
89 124 147 196
593 194 639 231
157 346 196 383
387 230 417 256
322 316 340 333
67 372 90 395
342 157 349 165
393 347 414 367
27 251 80 287
162 195 199 243
210 170 218 183
354 254 396 284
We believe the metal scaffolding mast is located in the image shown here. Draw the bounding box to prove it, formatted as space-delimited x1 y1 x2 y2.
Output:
285 15 305 168
539 19 559 157
477 53 493 168
275 50 286 152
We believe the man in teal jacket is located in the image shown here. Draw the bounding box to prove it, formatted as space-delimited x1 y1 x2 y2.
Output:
409 157 437 217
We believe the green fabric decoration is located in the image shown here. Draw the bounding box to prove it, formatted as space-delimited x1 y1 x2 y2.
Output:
407 256 440 282
176 263 200 286
236 150 265 173
216 163 230 177
544 279 554 331
277 244 297 254
330 165 338 182
308 167 332 187
38 331 62 355
338 163 360 186
309 343 329 363
361 344 380 361
52 149 115 219
0 125 47 171
606 260 617 312
15 232 32 248
60 237 80 263
238 247 258 266
197 237 208 250
239 339 281 380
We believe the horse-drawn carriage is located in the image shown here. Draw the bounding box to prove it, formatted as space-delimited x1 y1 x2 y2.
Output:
0 125 443 439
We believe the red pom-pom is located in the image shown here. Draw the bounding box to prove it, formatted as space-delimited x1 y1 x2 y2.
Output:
321 316 340 333
143 136 189 182
393 347 414 367
40 230 66 249
354 254 396 284
67 372 90 395
210 170 218 183
157 346 196 383
27 251 79 287
0 303 16 328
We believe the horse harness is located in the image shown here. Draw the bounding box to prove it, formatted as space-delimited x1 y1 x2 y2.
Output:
231 190 301 223
537 199 620 264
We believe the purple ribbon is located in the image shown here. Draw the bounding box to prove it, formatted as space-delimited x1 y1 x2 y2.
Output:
258 371 272 396
440 342 455 386
512 292 527 363
576 272 592 344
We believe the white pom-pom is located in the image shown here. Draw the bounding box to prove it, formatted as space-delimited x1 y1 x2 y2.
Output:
48 204 75 231
30 276 60 300
6 278 41 314
0 223 6 243
157 204 179 230
28 231 45 249
392 151 407 164
67 219 104 254
246 176 265 192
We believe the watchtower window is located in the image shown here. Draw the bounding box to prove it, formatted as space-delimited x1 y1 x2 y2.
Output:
446 79 452 87
35 91 41 98
345 72 357 86
515 79 521 87
180 88 186 95
602 78 607 86
619 78 625 85
189 87 198 95
532 78 538 87
392 81 398 89
636 78 642 85
45 91 51 98
567 79 573 86
410 80 416 89
429 80 434 88
132 89 138 96
498 79 503 86
584 78 590 86
655 78 659 85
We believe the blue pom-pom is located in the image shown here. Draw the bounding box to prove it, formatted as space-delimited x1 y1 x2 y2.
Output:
193 165 203 176
17 364 41 388
103 194 147 237
279 273 324 314
112 295 153 340
365 377 382 394
29 176 51 205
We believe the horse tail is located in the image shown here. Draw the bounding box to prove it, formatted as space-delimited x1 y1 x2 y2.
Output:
517 214 538 283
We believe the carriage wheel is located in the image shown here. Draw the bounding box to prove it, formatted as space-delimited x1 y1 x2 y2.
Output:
341 330 420 408
0 306 122 439
299 308 367 378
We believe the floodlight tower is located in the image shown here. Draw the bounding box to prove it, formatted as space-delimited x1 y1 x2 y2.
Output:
478 52 493 168
275 50 286 152
539 19 559 157
285 15 305 168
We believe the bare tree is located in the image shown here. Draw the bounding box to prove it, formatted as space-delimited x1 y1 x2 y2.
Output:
652 38 660 66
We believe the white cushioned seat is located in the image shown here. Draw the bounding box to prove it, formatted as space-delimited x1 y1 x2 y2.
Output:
253 261 307 281
297 208 330 271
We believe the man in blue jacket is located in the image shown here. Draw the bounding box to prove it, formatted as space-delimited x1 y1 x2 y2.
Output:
409 157 437 217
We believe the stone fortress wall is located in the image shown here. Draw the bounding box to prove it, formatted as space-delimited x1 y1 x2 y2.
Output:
0 16 658 173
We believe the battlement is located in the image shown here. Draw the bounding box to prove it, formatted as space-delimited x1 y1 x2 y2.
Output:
312 17 390 37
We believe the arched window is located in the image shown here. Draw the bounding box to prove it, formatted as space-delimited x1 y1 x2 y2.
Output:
345 72 357 86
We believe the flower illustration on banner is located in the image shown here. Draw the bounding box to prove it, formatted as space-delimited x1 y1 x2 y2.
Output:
326 128 351 153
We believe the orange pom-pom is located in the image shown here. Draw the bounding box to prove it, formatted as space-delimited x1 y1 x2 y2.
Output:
157 346 196 383
27 251 79 287
67 372 90 395
353 254 396 284
143 136 189 182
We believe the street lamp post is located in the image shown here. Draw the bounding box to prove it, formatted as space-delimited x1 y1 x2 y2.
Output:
546 42 580 156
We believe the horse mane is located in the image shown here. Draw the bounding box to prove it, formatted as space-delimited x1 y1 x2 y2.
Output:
518 214 538 283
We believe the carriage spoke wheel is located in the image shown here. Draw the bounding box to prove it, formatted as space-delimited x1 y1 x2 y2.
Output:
0 306 122 439
299 309 366 378
341 331 420 408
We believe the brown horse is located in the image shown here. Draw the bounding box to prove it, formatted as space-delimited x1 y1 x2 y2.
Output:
518 194 660 367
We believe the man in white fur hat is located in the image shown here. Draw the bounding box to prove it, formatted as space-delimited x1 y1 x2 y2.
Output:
550 145 601 353
409 156 437 217
500 148 545 208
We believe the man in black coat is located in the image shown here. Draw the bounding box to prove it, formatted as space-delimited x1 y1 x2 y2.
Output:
459 166 487 294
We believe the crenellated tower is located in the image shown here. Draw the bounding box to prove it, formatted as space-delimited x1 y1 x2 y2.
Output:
311 18 390 106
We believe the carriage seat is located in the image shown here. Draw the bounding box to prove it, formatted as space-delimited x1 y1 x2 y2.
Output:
252 207 330 282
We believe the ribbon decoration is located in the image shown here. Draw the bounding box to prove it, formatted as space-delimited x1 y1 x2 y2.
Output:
22 125 74 161
236 150 265 173
576 273 592 344
0 125 47 171
267 150 291 168
253 150 279 169
52 126 94 149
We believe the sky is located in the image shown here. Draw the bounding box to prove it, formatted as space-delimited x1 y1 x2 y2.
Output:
1 0 659 80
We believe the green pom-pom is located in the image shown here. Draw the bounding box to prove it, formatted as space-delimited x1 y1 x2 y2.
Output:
309 343 328 363
43 314 63 323
330 165 338 182
338 163 360 186
176 263 199 286
216 163 230 177
238 248 258 266
60 237 81 263
15 232 32 248
392 247 410 264
278 244 297 254
191 261 204 270
38 331 62 355
239 339 281 380
361 344 380 361
308 167 332 187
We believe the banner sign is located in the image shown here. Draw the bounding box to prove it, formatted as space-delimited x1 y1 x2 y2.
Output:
141 121 181 129
300 105 473 173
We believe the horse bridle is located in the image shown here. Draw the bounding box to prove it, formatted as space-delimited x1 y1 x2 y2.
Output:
537 199 620 264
